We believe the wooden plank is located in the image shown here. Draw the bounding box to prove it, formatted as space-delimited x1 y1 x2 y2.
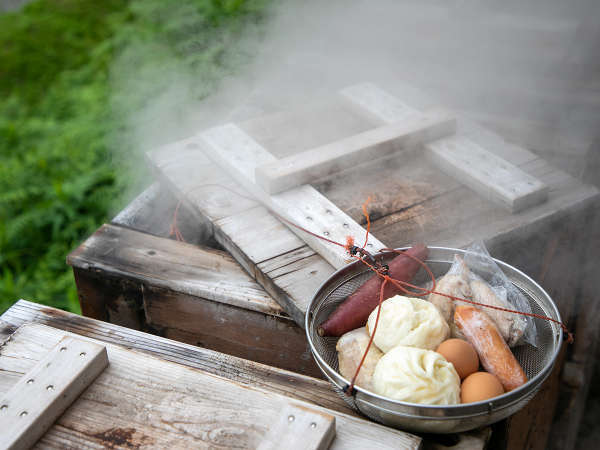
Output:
143 285 323 378
147 140 331 326
72 268 144 329
427 137 548 212
0 322 421 449
0 336 108 450
257 403 335 450
199 123 387 267
255 110 456 194
1 300 353 415
340 83 421 124
68 223 282 316
342 82 548 212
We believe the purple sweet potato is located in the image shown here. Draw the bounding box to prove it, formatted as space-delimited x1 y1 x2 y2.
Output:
318 244 429 337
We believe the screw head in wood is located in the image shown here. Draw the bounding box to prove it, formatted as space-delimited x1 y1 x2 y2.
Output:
79 352 86 357
60 347 67 352
288 415 295 422
26 379 34 385
19 411 28 417
46 385 54 391
310 422 317 428
0 404 7 411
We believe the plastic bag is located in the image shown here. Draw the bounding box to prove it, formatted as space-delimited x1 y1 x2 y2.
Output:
456 241 537 347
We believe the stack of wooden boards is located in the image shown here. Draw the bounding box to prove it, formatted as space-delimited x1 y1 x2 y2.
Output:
67 82 600 449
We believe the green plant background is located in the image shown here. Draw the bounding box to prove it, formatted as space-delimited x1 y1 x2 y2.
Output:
0 0 271 314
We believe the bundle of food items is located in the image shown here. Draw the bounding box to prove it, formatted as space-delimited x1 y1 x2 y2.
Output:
321 243 534 406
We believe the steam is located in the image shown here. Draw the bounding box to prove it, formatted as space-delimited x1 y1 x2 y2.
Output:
110 0 600 184
107 2 600 444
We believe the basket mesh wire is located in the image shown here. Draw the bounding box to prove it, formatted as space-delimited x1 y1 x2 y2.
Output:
306 248 562 433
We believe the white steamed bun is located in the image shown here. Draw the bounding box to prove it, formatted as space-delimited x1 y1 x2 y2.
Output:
336 327 383 392
366 295 449 352
373 345 460 405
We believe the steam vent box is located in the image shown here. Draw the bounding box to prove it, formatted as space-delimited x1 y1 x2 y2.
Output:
68 83 600 449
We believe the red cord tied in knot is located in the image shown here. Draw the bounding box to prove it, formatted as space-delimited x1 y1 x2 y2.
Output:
344 236 355 254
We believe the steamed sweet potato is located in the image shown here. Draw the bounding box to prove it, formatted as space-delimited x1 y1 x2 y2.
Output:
318 244 428 337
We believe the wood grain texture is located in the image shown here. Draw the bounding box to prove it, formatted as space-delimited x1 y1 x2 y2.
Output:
72 268 144 329
68 223 281 316
255 110 456 194
0 321 421 449
147 139 332 326
257 404 335 450
427 137 548 212
330 83 599 251
199 123 386 266
0 336 108 450
342 82 549 213
143 285 323 378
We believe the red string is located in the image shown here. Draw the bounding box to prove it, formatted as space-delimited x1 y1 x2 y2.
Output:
361 196 372 249
348 277 387 394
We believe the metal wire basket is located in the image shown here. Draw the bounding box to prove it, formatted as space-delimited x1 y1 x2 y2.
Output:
305 247 563 433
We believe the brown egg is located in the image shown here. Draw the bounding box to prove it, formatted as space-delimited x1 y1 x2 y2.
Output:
461 372 504 403
436 338 479 380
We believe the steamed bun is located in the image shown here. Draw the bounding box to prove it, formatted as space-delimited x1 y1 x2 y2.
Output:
373 345 460 405
366 295 449 352
336 327 383 391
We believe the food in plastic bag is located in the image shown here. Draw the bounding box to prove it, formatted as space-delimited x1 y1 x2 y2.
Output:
427 241 536 347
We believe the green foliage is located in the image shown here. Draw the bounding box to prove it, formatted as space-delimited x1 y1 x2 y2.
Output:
0 0 271 314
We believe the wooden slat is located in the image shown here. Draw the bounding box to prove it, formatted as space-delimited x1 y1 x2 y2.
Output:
147 139 333 326
340 83 421 124
199 123 387 267
257 404 335 450
0 322 421 449
341 82 549 212
68 223 282 316
0 336 108 450
254 110 456 194
427 137 548 212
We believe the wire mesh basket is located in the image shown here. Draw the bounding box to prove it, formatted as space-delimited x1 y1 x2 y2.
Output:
305 247 563 433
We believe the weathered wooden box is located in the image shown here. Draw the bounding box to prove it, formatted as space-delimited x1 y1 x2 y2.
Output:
68 83 600 449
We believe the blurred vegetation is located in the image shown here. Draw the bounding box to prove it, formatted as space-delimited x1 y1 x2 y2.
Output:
0 0 271 314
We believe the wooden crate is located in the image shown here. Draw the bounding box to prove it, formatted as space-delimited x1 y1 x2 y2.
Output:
68 82 600 449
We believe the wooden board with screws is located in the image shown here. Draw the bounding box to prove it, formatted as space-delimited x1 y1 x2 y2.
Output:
0 302 422 449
